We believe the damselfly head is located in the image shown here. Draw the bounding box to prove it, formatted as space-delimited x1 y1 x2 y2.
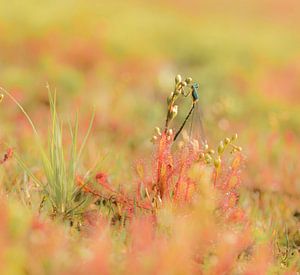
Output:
191 83 199 102
192 82 199 90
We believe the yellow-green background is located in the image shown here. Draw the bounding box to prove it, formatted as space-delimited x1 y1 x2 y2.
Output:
0 0 299 192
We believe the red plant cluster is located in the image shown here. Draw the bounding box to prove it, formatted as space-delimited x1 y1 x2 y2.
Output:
76 172 152 223
135 132 200 209
214 154 246 222
137 133 245 220
78 131 245 227
154 133 198 202
0 148 13 165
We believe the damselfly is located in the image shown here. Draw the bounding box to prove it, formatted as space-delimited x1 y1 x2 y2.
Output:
174 83 207 146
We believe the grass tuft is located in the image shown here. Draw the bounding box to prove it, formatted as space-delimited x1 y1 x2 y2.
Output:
0 86 95 220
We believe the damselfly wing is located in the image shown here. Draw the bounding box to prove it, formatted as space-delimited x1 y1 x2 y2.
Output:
189 97 207 147
174 83 207 147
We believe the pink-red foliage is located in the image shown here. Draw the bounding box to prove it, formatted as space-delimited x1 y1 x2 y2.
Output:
0 147 13 165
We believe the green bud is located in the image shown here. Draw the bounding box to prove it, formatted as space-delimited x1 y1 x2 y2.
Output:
175 74 182 84
205 153 212 164
214 156 222 169
168 105 178 121
231 133 238 141
167 94 173 105
155 127 162 136
218 141 225 154
208 149 215 155
224 137 231 145
185 77 192 84
199 152 205 160
173 89 180 96
230 145 242 153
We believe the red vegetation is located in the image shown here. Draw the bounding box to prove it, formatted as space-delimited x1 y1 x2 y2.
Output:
77 131 245 228
0 147 13 165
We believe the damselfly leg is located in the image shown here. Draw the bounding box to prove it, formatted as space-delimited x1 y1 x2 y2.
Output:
173 103 195 141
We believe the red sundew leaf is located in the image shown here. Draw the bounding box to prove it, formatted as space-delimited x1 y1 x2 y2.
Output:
231 154 242 171
154 133 174 198
227 208 246 223
31 216 46 231
95 172 114 192
0 148 13 165
136 180 142 200
227 175 239 190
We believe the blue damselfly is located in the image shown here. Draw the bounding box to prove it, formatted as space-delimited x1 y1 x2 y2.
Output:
174 83 207 146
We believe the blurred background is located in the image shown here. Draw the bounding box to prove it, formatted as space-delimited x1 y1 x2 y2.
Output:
0 0 299 196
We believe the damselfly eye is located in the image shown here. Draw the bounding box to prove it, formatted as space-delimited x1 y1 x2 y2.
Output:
192 83 199 90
